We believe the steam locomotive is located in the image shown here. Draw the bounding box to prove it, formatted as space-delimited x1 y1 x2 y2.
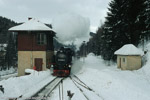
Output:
51 47 74 77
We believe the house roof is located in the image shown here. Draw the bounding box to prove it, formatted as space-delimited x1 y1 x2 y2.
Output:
114 44 144 56
9 18 54 32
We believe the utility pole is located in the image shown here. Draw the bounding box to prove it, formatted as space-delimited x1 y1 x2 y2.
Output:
83 41 86 62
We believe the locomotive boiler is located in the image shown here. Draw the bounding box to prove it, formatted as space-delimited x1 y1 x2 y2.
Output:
51 47 74 77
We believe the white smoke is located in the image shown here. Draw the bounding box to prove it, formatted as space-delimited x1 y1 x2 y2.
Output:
52 14 90 48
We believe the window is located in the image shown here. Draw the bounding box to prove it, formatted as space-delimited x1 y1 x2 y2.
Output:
123 58 125 63
37 33 47 45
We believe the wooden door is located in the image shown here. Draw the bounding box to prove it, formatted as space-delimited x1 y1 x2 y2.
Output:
119 58 121 68
35 58 43 71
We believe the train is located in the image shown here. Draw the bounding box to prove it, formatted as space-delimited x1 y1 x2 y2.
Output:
51 47 74 77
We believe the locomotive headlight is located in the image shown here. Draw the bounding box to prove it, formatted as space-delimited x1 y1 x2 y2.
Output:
69 65 71 68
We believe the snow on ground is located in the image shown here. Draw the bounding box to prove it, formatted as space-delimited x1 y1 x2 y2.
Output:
71 53 150 100
0 53 150 100
0 69 55 100
0 73 18 81
0 67 17 76
48 53 150 100
49 78 89 100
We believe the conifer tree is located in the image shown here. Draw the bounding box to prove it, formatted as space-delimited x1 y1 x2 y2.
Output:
98 0 145 60
102 0 128 60
144 0 150 41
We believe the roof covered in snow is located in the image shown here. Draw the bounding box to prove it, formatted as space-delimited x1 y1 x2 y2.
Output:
114 44 144 56
9 18 54 32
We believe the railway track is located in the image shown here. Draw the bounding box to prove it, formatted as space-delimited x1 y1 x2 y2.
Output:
70 74 104 100
30 77 64 100
70 76 89 100
59 80 64 100
13 74 103 100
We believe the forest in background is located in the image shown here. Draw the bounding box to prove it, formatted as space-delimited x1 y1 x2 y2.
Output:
0 16 17 70
79 0 150 61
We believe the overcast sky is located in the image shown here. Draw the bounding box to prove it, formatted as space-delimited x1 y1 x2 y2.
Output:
0 0 111 32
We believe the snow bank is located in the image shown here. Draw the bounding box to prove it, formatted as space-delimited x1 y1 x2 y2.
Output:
146 43 150 51
138 42 150 76
72 53 150 100
0 69 55 100
25 69 37 74
0 67 17 76
137 52 150 77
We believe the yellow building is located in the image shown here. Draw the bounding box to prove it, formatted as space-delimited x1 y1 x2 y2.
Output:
9 18 55 76
114 44 144 70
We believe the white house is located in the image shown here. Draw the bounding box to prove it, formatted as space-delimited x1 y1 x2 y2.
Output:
114 44 144 70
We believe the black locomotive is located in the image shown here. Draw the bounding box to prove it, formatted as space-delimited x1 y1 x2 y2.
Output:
52 47 74 77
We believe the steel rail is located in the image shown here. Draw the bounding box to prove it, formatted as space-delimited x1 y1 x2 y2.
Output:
71 75 105 100
29 77 63 100
71 75 92 91
58 80 64 100
70 76 89 100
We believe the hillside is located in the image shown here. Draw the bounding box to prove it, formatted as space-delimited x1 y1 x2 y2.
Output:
0 16 17 43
